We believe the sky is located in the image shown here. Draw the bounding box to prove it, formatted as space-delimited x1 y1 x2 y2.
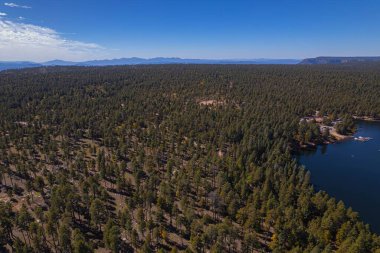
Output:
0 0 380 62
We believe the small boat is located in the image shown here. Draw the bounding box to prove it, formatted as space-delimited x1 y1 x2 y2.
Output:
354 136 373 142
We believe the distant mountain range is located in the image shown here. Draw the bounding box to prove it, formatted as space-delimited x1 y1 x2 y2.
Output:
2 56 380 71
73 57 301 66
0 57 300 71
299 56 380 65
0 61 42 71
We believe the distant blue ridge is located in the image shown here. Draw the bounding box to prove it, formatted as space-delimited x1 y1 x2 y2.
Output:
3 56 380 71
0 57 301 71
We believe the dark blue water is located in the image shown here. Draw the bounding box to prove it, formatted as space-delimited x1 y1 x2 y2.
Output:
297 121 380 233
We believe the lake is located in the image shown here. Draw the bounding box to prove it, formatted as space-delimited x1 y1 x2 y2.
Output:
297 121 380 233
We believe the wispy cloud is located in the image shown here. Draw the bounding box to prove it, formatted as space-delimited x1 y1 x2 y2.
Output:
0 18 107 61
0 12 7 16
4 2 31 9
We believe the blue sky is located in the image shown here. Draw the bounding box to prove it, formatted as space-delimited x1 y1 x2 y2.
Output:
0 0 380 61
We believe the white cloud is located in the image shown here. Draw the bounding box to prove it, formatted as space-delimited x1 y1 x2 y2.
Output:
0 12 7 16
0 19 107 61
4 2 31 9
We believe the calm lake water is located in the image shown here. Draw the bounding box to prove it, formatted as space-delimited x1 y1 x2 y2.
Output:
297 121 380 233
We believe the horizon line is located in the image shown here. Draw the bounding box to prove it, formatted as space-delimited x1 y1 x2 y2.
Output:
1 55 380 64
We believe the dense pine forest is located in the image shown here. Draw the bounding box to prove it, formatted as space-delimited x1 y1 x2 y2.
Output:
1 64 380 253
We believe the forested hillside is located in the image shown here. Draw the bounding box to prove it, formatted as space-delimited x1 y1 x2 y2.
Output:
1 64 380 253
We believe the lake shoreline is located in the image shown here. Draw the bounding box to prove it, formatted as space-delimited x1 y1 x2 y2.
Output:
353 116 380 122
296 120 380 233
294 116 378 153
